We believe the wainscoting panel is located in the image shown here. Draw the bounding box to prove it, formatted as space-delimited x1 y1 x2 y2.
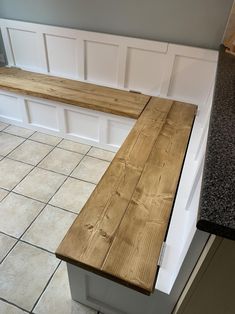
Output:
7 28 47 72
166 45 217 105
65 107 100 141
0 19 217 108
0 89 135 151
84 41 119 86
45 34 78 78
0 92 22 122
26 99 59 131
124 47 166 95
107 118 135 147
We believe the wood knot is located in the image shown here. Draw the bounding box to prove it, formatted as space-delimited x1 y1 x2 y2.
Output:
85 223 94 230
99 229 108 238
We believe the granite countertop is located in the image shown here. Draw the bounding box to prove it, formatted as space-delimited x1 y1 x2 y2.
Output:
197 45 235 240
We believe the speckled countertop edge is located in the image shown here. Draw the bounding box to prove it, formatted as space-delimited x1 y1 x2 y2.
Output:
197 45 235 241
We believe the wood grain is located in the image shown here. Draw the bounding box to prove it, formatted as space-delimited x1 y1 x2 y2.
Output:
0 67 150 119
56 97 196 295
102 102 196 293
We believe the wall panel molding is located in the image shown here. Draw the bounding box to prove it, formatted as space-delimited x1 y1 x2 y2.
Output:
0 18 217 108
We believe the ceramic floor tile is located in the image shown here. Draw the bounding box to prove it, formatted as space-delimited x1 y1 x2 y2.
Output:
0 193 45 238
0 188 9 201
4 125 35 138
0 300 27 314
8 140 53 166
14 168 66 203
71 156 110 184
0 158 33 190
0 133 25 156
88 147 115 162
34 262 97 314
30 132 62 146
58 139 91 154
0 233 17 262
0 241 59 311
0 122 9 131
38 148 83 175
22 205 76 252
50 177 95 213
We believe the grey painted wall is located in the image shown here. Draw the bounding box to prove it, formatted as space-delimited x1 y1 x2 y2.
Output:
0 0 233 61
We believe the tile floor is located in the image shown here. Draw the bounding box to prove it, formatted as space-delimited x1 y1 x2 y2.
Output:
0 122 115 314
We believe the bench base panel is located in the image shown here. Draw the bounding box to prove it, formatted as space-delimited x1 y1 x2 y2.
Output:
65 230 209 314
67 263 161 314
0 89 135 152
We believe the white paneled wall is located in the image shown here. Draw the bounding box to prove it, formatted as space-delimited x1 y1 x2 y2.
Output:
45 34 78 78
0 19 219 295
0 19 217 105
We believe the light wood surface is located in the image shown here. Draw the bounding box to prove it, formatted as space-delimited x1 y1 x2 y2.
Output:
0 67 150 119
56 97 196 295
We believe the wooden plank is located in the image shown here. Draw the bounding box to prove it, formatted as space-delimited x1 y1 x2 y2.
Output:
56 98 173 264
56 97 196 295
0 67 150 119
102 102 196 294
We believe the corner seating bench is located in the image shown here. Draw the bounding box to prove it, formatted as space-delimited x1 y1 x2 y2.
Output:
56 99 196 295
0 67 151 151
0 66 196 304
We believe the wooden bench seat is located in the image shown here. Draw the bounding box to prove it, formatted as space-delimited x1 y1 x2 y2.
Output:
0 67 150 119
0 66 196 296
56 97 196 295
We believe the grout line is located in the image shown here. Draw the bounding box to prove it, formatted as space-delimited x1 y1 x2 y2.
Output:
6 137 66 192
0 188 10 202
3 162 35 193
1 128 113 168
10 190 80 215
0 297 30 313
36 149 85 177
0 231 60 262
66 150 89 177
2 129 37 140
85 154 114 163
0 230 18 240
27 135 63 147
0 200 48 265
4 139 55 167
57 144 91 154
1 134 29 159
0 126 62 169
0 126 112 312
0 237 18 265
30 261 62 313
5 152 111 173
86 145 93 156
19 239 57 255
0 123 11 132
69 173 97 185
0 232 18 265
